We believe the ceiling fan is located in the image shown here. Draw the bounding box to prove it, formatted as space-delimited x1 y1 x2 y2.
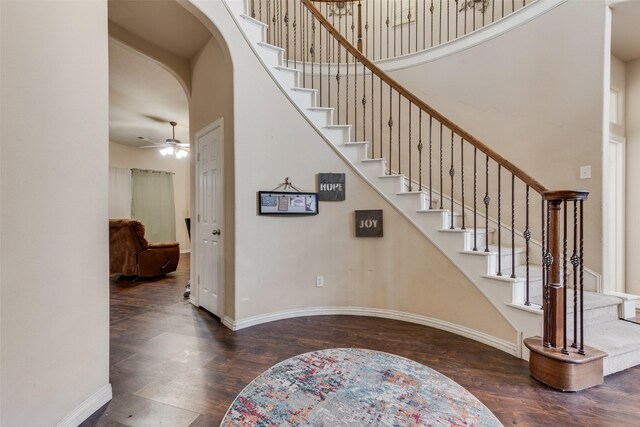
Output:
139 121 190 158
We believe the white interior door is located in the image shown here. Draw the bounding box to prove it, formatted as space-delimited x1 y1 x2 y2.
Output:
196 120 223 316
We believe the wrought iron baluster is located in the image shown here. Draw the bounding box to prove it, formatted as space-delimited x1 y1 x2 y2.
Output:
497 164 502 276
251 0 255 18
389 86 393 174
409 103 413 190
361 61 366 143
562 199 569 355
511 173 515 278
473 147 477 250
461 137 465 229
285 0 289 67
579 199 585 355
484 155 490 252
571 200 578 347
524 185 531 305
440 122 444 209
449 131 455 229
429 117 433 208
419 110 423 191
311 17 316 89
430 0 434 48
544 199 551 348
447 0 450 42
398 92 402 174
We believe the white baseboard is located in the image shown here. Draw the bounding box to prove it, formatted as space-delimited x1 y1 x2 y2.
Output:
55 383 112 427
223 307 518 357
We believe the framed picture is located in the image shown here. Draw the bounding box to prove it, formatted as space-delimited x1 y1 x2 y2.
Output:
258 191 319 215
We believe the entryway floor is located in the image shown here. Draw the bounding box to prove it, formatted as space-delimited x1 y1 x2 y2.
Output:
82 254 640 426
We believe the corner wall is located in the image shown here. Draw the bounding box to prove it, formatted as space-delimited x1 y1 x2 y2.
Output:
0 1 110 426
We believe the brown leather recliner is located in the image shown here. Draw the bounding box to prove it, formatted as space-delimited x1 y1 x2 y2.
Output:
109 219 180 277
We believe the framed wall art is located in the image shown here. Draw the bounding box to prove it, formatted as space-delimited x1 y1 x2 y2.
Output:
258 191 319 215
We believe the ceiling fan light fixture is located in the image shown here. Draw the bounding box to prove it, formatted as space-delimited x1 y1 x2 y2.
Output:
160 147 174 156
175 149 188 159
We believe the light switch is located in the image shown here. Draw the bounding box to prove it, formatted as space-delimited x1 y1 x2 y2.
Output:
579 165 591 179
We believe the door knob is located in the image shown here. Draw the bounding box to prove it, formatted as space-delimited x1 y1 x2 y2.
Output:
212 229 221 236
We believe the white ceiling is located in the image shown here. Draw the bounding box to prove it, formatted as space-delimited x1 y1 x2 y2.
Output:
611 0 640 63
108 0 211 148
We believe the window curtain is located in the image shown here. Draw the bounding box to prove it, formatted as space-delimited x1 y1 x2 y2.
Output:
109 167 132 219
131 168 176 243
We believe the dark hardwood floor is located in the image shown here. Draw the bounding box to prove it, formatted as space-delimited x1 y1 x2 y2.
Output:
83 254 640 426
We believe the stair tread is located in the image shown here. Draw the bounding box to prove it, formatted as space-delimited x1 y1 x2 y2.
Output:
274 65 301 73
290 87 317 93
257 41 285 52
566 291 622 313
587 319 640 357
240 13 268 28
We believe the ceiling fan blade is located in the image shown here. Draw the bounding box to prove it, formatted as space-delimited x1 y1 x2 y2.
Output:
176 143 190 147
139 145 168 149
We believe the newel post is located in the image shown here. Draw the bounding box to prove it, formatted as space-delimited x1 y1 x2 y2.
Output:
524 190 604 392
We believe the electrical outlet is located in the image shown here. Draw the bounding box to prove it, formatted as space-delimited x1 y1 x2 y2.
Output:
316 275 324 288
579 165 591 179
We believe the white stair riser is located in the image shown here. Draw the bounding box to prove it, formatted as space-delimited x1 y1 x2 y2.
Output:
395 193 429 211
567 305 619 330
322 127 351 145
239 16 265 42
462 230 494 251
272 67 300 88
339 144 367 163
377 176 406 195
306 109 332 127
357 161 387 181
487 250 526 275
288 89 316 109
256 45 282 67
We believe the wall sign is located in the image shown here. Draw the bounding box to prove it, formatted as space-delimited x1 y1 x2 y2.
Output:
355 210 383 237
258 191 319 215
317 173 346 201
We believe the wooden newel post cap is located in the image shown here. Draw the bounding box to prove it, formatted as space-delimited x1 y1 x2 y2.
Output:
542 190 589 202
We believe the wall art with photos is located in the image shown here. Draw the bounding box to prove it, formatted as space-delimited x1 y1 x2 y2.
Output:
258 191 319 215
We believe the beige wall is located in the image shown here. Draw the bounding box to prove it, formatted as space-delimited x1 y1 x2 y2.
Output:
388 1 608 274
188 0 516 345
109 141 191 250
0 1 110 425
625 59 640 296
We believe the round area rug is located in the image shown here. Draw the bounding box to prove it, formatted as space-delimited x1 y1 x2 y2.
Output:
221 348 502 426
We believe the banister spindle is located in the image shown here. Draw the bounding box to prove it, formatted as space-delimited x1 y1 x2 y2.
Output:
571 200 578 348
524 185 531 305
398 92 402 174
409 103 413 190
511 173 515 278
562 199 568 355
484 154 490 252
461 137 465 230
285 0 289 67
440 123 444 209
579 198 585 355
419 110 423 191
497 164 502 276
388 86 393 174
473 146 478 250
449 131 455 229
429 116 433 208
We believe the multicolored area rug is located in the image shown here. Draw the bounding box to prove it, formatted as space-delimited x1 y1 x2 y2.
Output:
221 348 503 426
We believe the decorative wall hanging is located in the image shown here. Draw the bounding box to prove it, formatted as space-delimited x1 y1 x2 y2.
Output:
258 178 319 215
355 210 383 237
459 0 491 14
317 173 346 201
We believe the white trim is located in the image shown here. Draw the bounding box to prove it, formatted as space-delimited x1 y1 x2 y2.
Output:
180 249 191 254
223 307 518 356
377 0 567 72
54 384 112 427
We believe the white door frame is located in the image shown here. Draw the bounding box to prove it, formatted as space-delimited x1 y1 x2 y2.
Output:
608 133 625 294
191 118 224 318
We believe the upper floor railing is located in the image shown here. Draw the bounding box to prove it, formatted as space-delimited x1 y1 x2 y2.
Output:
251 0 535 61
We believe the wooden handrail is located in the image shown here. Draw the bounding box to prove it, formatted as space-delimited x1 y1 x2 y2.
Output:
302 0 548 194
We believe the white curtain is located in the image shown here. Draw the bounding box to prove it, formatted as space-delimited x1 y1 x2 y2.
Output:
109 167 131 219
131 168 176 243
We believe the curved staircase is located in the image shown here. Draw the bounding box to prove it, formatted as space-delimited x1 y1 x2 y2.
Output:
225 0 640 387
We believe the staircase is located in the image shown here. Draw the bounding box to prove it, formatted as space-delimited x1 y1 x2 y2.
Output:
226 0 640 384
